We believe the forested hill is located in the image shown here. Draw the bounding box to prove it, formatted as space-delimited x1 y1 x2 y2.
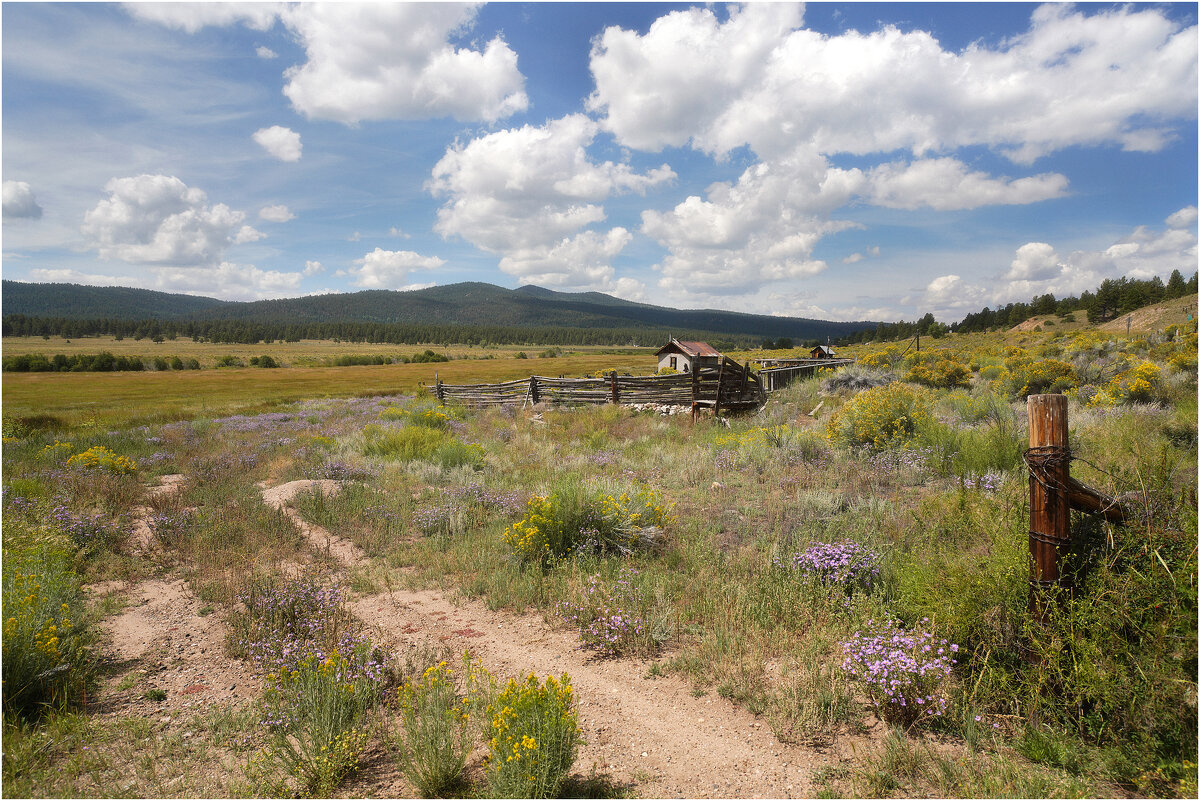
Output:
1 280 876 342
1 281 227 319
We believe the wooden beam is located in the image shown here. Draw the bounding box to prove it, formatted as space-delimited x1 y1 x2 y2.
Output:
1067 476 1130 523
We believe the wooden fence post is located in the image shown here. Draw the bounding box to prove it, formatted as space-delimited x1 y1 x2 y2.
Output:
529 376 540 405
714 357 727 417
1027 394 1071 623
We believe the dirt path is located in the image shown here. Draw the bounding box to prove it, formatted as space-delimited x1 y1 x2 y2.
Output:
353 588 827 798
88 474 844 798
91 474 254 721
261 480 837 798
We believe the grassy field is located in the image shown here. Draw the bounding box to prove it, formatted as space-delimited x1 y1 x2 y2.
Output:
1 335 650 363
2 353 659 428
2 311 1196 798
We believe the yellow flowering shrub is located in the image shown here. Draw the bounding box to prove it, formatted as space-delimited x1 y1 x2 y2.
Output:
2 536 90 714
504 486 671 565
391 657 485 797
826 382 931 451
485 672 580 798
39 440 74 462
1005 358 1077 399
905 357 971 388
65 445 137 474
255 645 385 797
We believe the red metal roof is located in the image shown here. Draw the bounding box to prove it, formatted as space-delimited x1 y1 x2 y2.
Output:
655 339 721 358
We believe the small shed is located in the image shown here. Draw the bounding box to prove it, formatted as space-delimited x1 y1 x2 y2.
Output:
655 338 721 373
810 344 837 359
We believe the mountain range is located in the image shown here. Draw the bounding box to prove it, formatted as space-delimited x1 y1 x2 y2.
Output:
1 280 878 342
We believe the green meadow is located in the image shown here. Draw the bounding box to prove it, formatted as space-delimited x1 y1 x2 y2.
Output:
2 317 1196 797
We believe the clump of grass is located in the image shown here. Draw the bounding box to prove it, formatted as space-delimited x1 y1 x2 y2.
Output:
821 364 896 393
362 424 485 469
484 672 580 798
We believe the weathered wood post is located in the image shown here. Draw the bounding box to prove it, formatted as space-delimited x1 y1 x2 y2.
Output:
435 372 444 404
1027 394 1071 623
610 371 619 404
529 376 540 405
690 364 700 424
714 357 727 417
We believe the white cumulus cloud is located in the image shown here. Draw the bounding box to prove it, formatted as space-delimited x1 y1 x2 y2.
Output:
590 3 1196 163
82 174 263 267
346 247 445 289
279 3 527 125
2 181 43 219
256 45 277 59
258 204 295 223
866 158 1069 210
429 114 674 289
303 260 324 276
1006 242 1062 281
641 149 861 297
253 125 302 162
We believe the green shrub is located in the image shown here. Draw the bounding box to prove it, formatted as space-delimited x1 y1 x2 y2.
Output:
363 425 446 460
485 673 580 798
2 535 93 716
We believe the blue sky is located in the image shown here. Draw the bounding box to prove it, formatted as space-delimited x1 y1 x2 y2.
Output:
2 2 1196 323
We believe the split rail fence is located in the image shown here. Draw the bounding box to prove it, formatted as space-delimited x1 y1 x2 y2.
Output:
431 356 765 415
757 358 855 392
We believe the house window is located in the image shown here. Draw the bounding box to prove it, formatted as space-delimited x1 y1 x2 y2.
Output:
669 356 677 370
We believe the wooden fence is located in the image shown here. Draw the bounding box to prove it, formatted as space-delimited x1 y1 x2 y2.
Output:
431 356 765 415
756 358 855 392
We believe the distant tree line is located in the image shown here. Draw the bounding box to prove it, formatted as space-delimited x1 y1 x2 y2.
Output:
0 315 761 348
2 352 202 373
839 270 1197 344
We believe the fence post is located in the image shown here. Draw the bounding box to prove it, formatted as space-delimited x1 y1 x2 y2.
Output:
435 372 444 404
714 357 727 417
1027 394 1071 624
610 371 619 404
529 376 540 405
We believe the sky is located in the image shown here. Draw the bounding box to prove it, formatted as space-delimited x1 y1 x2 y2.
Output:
2 2 1197 323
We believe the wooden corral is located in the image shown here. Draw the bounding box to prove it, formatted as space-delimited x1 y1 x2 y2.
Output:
432 356 765 415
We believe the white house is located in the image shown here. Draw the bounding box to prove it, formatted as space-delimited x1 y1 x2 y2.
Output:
655 338 722 373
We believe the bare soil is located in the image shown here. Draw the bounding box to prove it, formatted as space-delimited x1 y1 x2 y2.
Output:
85 473 869 798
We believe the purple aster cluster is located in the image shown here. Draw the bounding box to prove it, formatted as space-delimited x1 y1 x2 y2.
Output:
147 508 198 547
586 450 620 468
234 574 390 689
869 446 939 473
411 504 456 535
4 491 123 548
556 567 648 657
713 450 738 471
447 482 525 515
963 472 1004 492
840 617 959 726
775 539 881 594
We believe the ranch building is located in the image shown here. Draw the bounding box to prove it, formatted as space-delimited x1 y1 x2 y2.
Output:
810 344 837 359
655 338 722 373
